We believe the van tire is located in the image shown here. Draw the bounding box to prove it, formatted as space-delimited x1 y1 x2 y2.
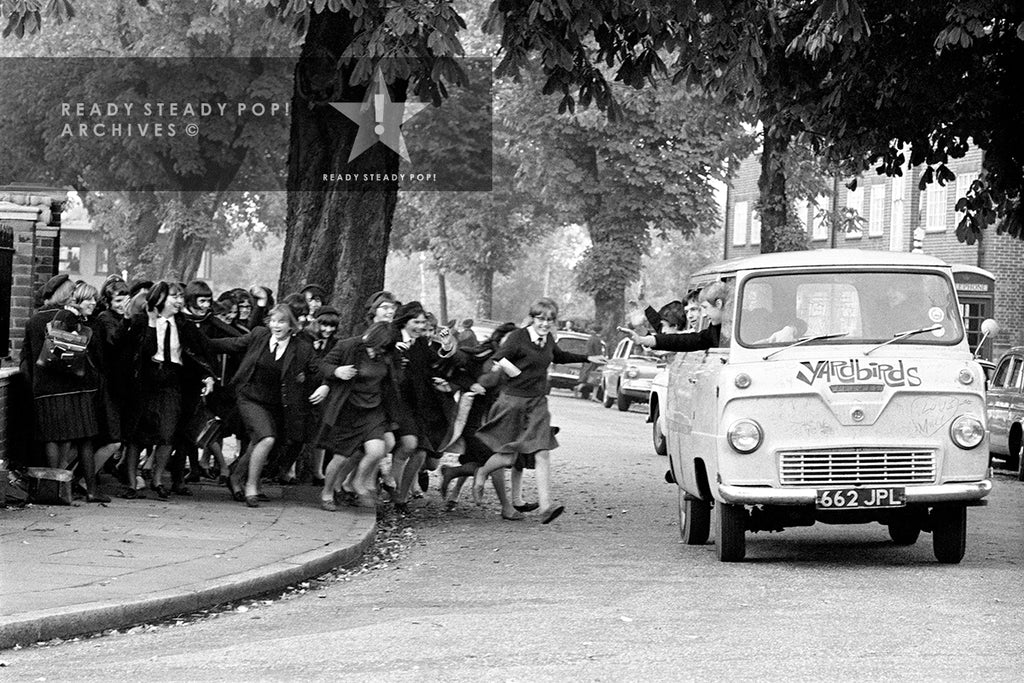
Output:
652 404 667 455
679 490 710 545
715 502 747 562
932 505 967 564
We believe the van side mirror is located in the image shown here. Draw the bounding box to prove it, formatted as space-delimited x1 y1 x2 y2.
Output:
973 318 999 359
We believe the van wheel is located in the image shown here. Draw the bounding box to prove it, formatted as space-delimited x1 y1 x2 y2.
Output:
615 389 631 412
652 404 667 455
602 382 614 408
932 504 967 564
887 517 921 546
678 490 710 545
715 502 747 562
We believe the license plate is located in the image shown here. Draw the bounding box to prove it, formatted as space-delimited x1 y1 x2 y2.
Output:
816 487 906 509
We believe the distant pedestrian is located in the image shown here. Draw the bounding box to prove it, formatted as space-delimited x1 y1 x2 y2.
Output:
456 318 478 348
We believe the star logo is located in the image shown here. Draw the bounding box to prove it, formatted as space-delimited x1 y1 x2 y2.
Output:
330 68 429 162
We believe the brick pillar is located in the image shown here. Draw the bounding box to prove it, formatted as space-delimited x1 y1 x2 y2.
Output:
0 202 45 361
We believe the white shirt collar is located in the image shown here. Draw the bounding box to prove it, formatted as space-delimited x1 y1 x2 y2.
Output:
269 333 290 358
527 326 547 345
401 329 415 344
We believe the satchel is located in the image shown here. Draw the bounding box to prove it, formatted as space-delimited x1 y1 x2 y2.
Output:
36 322 91 378
187 398 222 449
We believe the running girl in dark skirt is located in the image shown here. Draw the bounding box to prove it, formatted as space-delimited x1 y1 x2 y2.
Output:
471 298 606 523
316 321 400 510
207 304 324 507
123 282 216 500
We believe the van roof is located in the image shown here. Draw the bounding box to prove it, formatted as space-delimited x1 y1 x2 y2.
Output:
693 249 951 280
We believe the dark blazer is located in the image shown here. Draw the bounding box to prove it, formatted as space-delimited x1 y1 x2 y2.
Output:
127 312 217 383
653 324 722 352
208 328 319 431
318 335 401 428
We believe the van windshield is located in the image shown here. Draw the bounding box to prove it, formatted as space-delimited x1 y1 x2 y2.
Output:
736 270 964 347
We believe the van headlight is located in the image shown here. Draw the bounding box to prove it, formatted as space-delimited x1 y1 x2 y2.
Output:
625 366 639 379
728 419 763 454
950 415 985 449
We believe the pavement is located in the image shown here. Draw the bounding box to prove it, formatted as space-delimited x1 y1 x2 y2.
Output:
0 477 377 650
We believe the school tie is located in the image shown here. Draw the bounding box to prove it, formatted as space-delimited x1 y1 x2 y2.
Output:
271 340 279 360
162 319 172 363
536 336 545 348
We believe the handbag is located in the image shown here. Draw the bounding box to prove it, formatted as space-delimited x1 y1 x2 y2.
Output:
186 398 222 449
36 322 91 378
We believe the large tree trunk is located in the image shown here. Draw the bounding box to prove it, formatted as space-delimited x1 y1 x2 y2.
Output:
471 267 493 319
278 9 404 336
161 193 221 282
758 122 808 254
593 289 623 350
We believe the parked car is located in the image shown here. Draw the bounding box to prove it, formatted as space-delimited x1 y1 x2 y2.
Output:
666 249 993 563
548 330 601 391
600 337 666 411
986 346 1024 480
469 319 502 346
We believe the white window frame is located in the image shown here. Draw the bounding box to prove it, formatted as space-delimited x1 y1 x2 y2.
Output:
732 201 749 246
955 171 979 222
889 174 905 251
925 181 947 232
750 209 761 246
845 185 864 239
811 195 829 242
869 184 885 237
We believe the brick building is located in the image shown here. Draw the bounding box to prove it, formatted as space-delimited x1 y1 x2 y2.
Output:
723 148 1024 357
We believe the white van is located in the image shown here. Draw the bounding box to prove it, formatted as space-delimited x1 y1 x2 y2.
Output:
667 250 993 563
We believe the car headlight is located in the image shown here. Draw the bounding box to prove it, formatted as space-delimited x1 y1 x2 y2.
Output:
728 419 763 454
950 415 985 449
625 366 639 379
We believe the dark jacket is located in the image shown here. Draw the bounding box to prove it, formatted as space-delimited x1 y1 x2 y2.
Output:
127 312 217 384
653 324 722 352
22 307 100 397
207 328 320 438
318 335 401 428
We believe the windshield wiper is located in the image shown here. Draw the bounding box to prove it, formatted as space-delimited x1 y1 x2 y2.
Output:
863 324 943 356
763 332 849 360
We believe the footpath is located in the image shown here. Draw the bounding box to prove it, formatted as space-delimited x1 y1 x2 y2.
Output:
0 480 376 649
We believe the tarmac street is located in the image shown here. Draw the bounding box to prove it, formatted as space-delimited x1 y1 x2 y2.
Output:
2 394 1023 680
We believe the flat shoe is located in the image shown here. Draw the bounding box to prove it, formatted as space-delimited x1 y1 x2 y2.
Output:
320 498 339 512
502 511 525 521
540 505 565 525
154 485 169 501
245 496 260 508
514 502 540 513
122 487 140 500
232 490 246 503
171 485 192 496
87 492 112 504
256 492 271 502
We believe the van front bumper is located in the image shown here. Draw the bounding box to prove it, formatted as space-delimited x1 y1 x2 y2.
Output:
718 480 992 506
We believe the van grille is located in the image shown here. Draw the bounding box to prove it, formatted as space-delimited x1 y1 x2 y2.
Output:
778 449 936 487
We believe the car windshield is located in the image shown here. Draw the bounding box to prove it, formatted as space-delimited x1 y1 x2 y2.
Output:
736 270 964 347
556 336 588 355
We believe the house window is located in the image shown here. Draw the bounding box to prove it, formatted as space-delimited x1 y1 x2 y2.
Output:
732 201 749 246
811 194 829 241
750 209 761 246
925 181 947 232
58 245 81 274
845 185 863 238
869 184 886 237
955 172 979 222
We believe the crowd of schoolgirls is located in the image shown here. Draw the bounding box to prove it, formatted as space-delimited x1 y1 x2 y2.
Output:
18 272 605 523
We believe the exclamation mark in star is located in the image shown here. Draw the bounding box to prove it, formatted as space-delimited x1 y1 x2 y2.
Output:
330 67 429 163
